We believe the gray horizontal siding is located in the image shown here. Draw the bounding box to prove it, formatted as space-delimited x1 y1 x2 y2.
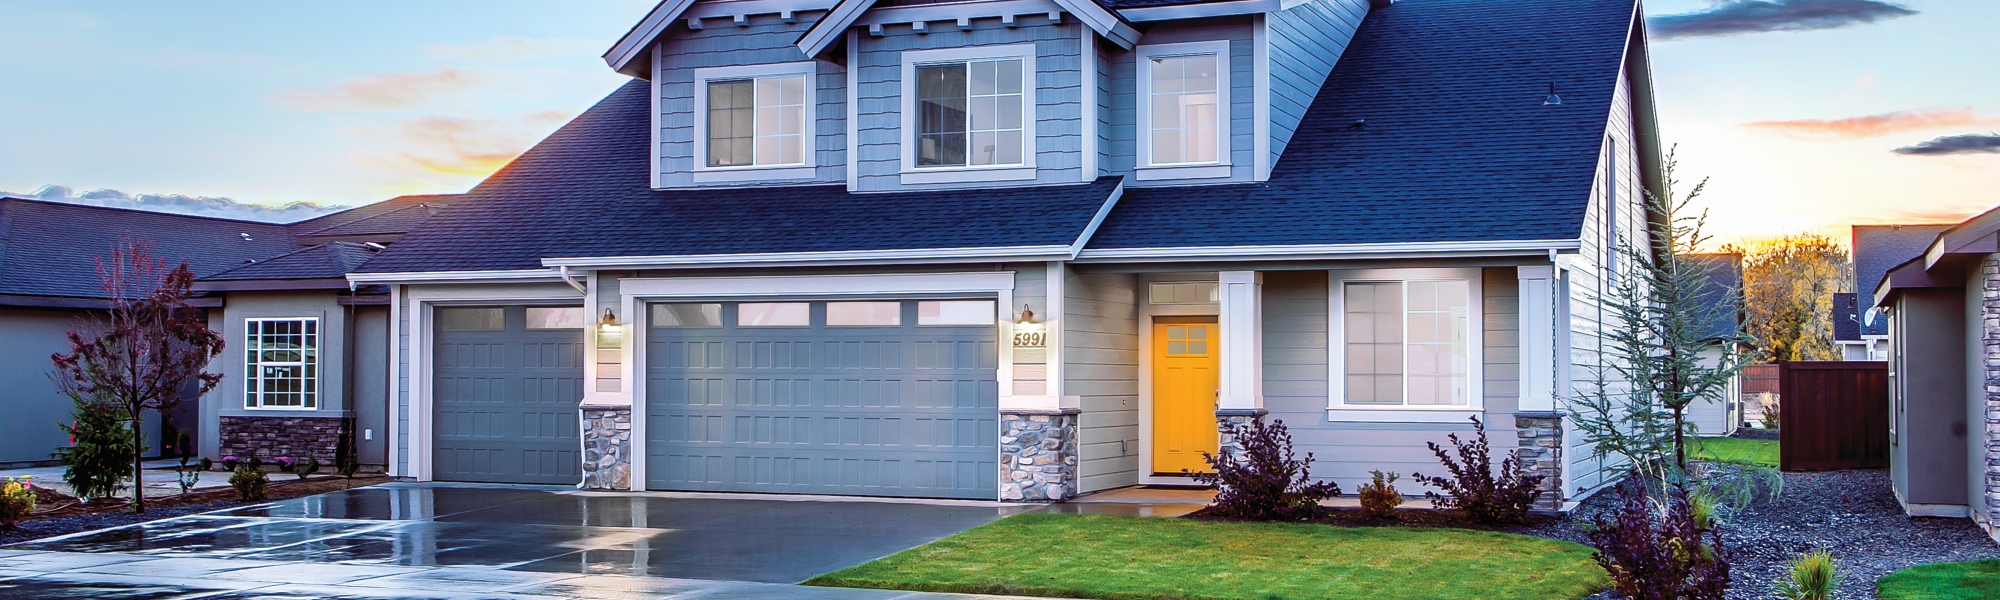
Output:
1068 272 1140 493
1103 17 1258 185
656 15 846 188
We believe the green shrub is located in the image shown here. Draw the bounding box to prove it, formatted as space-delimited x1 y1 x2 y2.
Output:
0 476 35 529
1358 470 1404 519
295 455 320 480
52 398 134 501
1773 550 1838 600
229 465 268 502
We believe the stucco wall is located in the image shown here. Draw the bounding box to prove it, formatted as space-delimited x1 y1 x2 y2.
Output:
200 291 354 461
0 308 87 466
1889 289 1968 508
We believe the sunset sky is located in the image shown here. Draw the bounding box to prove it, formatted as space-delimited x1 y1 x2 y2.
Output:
1 0 1993 247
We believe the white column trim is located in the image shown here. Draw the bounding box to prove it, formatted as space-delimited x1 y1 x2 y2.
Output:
1217 270 1263 411
1045 261 1069 407
1517 265 1557 412
1252 13 1271 181
1080 28 1099 182
386 284 403 477
845 28 859 192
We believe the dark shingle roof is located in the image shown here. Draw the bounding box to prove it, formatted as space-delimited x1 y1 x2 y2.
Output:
1088 0 1638 250
0 197 299 300
287 194 456 236
359 81 1122 273
1832 292 1861 341
1852 224 1949 298
200 242 379 282
1687 253 1742 341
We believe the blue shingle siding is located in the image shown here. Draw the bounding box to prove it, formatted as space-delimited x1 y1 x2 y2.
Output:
852 18 1086 191
1087 0 1637 250
0 198 299 300
1105 16 1258 184
655 15 847 187
1267 0 1370 168
356 80 1126 273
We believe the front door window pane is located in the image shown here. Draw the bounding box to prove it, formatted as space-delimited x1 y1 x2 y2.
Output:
917 59 1024 167
1149 53 1219 165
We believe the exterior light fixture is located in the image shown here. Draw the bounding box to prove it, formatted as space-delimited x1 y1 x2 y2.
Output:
1017 305 1036 325
596 308 624 348
1012 304 1046 349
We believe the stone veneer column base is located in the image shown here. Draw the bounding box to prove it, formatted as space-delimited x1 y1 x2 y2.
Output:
1001 409 1078 502
1214 408 1270 458
219 416 348 462
1515 412 1565 512
581 406 632 490
1980 256 2000 536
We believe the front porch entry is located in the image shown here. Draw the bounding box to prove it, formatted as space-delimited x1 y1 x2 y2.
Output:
1152 317 1218 475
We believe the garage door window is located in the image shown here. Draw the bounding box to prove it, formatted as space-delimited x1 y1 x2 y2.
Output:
526 307 585 329
244 318 318 410
827 302 901 326
438 307 503 331
919 300 995 325
739 302 810 327
653 303 723 327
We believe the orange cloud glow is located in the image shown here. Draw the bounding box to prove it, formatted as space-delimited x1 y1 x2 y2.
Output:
272 68 485 112
349 112 575 178
1741 108 1998 139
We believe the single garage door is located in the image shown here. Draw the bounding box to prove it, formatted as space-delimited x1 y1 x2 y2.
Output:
433 305 585 484
645 299 999 499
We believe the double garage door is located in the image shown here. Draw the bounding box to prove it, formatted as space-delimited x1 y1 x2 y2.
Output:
433 300 1000 499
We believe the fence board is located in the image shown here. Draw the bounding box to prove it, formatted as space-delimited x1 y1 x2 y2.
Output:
1778 361 1888 472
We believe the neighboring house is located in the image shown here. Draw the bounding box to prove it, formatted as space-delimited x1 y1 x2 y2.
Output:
1869 207 2000 541
1685 253 1745 435
344 0 1661 510
1832 292 1870 361
1852 224 1946 361
0 194 446 469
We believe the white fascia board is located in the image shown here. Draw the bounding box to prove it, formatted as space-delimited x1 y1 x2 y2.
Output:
1047 0 1140 48
797 0 877 57
346 269 566 285
621 271 1018 297
605 0 696 76
1069 178 1125 257
682 0 836 20
1119 0 1279 22
854 0 1061 26
543 245 1078 269
1074 239 1584 263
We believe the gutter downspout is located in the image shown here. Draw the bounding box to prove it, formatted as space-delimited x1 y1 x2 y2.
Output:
558 266 587 294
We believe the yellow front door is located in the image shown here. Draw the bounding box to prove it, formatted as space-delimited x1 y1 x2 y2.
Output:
1153 318 1219 475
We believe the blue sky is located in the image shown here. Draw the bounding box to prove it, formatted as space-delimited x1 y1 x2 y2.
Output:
0 0 1993 246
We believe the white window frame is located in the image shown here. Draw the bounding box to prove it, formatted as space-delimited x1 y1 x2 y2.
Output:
692 61 819 184
899 44 1038 185
1136 40 1232 181
1327 268 1484 422
244 317 321 411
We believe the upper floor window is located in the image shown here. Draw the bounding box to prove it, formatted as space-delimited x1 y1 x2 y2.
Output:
1137 41 1230 179
694 63 815 173
245 318 318 410
900 44 1038 183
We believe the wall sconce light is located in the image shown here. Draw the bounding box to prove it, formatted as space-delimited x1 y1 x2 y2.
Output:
1017 304 1036 326
596 308 624 348
1012 304 1046 348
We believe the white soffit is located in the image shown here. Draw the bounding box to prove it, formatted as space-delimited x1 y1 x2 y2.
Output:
798 0 1139 57
606 0 838 77
1119 0 1279 22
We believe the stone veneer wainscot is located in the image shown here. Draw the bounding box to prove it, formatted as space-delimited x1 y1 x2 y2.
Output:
581 406 633 491
1001 410 1077 501
218 415 348 462
1515 412 1565 512
1979 255 2000 536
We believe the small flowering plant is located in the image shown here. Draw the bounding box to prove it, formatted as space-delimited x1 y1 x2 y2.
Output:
220 456 242 471
273 457 295 473
1 476 36 529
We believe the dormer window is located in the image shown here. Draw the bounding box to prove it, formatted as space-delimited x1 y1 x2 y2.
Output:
692 62 817 182
900 44 1038 184
1137 41 1232 181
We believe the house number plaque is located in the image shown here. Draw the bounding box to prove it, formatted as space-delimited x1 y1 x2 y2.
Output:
1012 331 1046 349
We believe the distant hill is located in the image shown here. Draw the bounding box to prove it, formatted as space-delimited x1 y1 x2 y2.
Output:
1 185 349 223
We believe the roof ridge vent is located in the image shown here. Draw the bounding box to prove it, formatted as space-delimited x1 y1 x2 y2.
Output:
1542 82 1562 105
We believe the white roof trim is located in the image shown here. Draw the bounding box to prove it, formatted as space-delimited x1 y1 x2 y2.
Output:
798 0 1137 57
1069 178 1125 257
604 0 697 77
543 245 1079 269
1119 0 1278 22
1075 239 1584 262
347 269 567 285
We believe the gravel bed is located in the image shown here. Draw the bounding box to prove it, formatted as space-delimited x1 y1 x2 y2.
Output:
0 500 235 546
1732 428 1782 441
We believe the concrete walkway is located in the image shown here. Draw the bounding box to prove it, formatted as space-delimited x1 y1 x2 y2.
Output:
0 459 234 499
0 549 1056 599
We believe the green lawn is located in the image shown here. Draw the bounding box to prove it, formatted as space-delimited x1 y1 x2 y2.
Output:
1687 436 1779 467
806 513 1608 600
1878 560 2000 600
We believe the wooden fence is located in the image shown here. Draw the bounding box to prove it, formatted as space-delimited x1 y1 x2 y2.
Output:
1779 361 1889 472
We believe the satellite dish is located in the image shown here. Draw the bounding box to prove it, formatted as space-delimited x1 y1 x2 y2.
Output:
1864 308 1879 327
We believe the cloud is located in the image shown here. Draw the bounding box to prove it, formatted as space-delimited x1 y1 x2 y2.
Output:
348 111 574 177
1742 108 1999 139
271 68 486 112
3 185 348 222
422 37 597 62
1893 134 2000 156
1649 0 1917 40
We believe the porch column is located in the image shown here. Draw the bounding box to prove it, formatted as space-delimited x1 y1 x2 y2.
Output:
1515 265 1564 511
1215 272 1265 451
1000 262 1077 502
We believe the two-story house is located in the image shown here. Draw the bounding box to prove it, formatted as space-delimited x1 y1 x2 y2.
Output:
338 0 1660 508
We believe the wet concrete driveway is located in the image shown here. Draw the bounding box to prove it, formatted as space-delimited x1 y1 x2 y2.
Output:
0 483 1045 599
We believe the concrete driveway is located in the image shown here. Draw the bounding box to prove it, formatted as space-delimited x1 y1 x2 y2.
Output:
0 482 1046 599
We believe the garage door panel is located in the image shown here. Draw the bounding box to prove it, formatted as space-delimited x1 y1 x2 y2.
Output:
434 305 584 485
646 300 999 499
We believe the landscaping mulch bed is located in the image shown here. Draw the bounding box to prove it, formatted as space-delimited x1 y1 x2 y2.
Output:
0 474 390 546
1192 468 1998 600
1731 427 1781 441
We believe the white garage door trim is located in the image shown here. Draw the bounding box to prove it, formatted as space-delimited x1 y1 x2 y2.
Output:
400 283 584 482
618 272 1018 493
